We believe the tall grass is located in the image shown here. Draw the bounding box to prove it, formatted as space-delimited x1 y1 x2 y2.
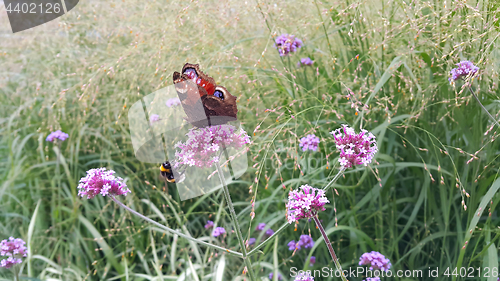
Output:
1 0 500 280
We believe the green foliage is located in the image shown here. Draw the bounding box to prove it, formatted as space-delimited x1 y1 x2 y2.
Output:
1 0 500 280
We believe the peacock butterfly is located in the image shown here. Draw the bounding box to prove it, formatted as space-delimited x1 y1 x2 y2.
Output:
173 63 238 128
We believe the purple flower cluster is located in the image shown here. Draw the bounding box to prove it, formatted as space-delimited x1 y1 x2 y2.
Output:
308 256 316 266
275 34 303 56
247 238 256 246
46 130 69 142
288 235 315 251
174 125 251 168
294 271 314 280
204 220 214 229
77 168 130 199
364 278 381 281
269 272 283 280
297 57 314 67
286 184 329 224
0 237 27 269
212 227 226 237
330 125 377 168
299 134 320 152
149 114 160 124
166 97 181 107
359 251 392 272
449 60 479 82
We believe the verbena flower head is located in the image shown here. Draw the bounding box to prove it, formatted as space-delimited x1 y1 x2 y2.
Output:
330 125 377 168
77 168 130 199
298 235 314 249
297 57 313 67
212 227 226 237
166 97 181 107
364 278 380 281
265 228 274 237
299 134 320 152
309 256 316 266
275 34 303 56
269 272 283 280
256 223 266 231
46 130 69 142
286 184 329 224
359 251 392 272
204 220 214 229
449 60 479 82
294 271 314 281
0 237 26 268
174 124 250 168
149 114 160 124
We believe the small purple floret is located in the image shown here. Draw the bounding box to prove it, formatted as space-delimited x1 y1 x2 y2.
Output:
359 251 392 272
166 97 181 107
204 220 214 229
275 34 303 56
46 130 69 142
212 227 226 237
297 57 314 67
299 134 320 152
255 223 266 231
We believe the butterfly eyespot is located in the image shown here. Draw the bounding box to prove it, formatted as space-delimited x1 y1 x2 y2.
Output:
183 68 198 79
214 90 224 100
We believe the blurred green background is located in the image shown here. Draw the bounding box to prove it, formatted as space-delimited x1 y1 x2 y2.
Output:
1 0 500 280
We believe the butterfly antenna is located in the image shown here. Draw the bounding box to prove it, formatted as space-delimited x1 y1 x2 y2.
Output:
468 86 500 128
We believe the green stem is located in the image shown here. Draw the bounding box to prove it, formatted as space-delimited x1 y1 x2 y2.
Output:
109 196 243 258
323 168 346 192
313 216 348 281
215 162 257 281
467 86 500 128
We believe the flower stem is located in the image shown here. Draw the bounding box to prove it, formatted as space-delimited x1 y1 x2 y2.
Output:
215 162 257 281
323 168 346 193
109 196 243 258
467 86 500 128
313 216 348 281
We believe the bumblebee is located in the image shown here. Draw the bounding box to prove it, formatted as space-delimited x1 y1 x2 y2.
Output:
160 161 185 183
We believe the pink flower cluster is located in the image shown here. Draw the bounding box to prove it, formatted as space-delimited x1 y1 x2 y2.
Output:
286 184 329 224
77 168 131 199
275 34 303 56
294 271 314 281
359 251 392 272
330 125 377 168
299 134 320 152
174 125 250 168
0 237 27 269
449 60 479 82
46 130 69 142
149 114 160 124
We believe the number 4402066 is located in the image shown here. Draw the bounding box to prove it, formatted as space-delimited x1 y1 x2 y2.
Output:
5 2 62 14
443 267 498 278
